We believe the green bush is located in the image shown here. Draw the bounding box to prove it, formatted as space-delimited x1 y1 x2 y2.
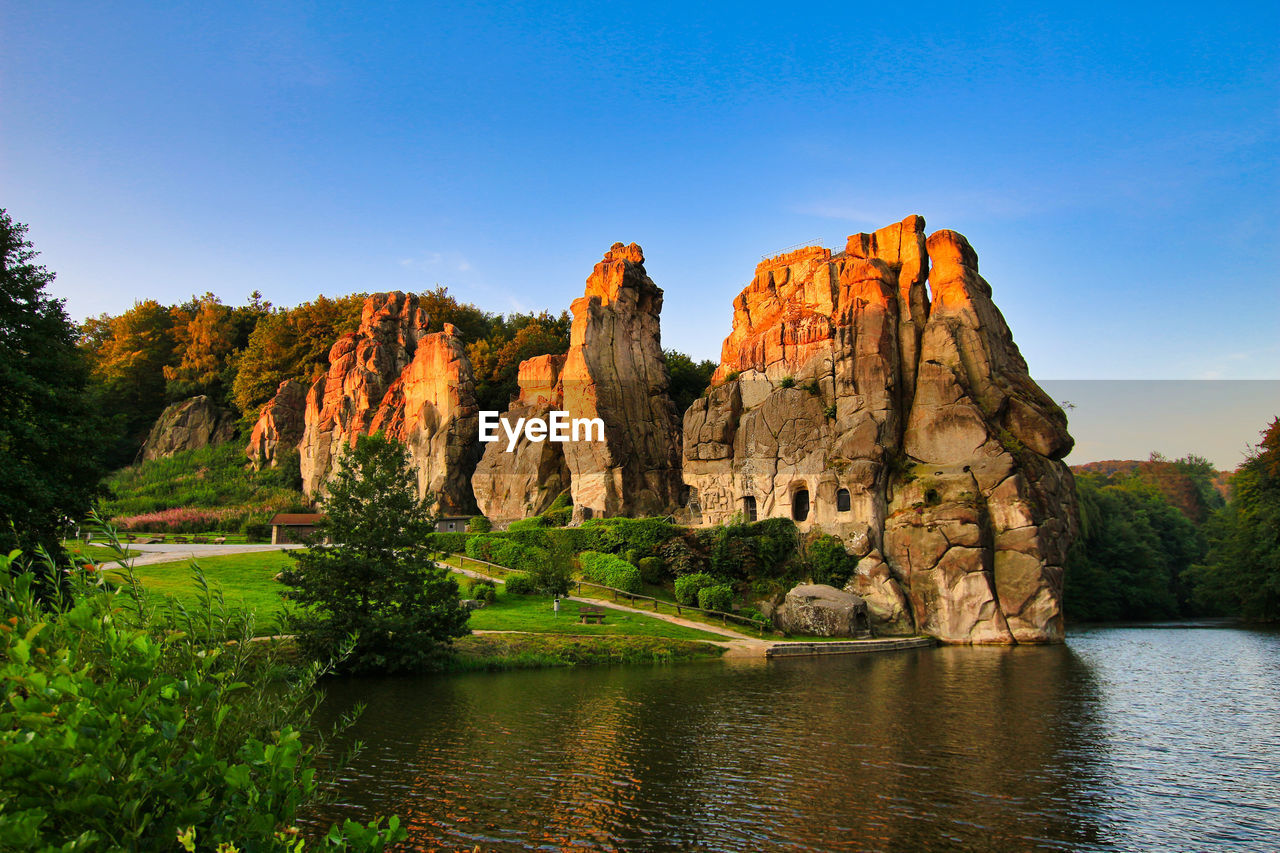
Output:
541 506 572 526
466 515 492 533
638 556 665 585
243 521 272 543
658 536 704 575
503 574 536 595
577 551 643 593
579 517 679 555
0 543 403 851
526 543 572 597
426 531 467 554
698 583 735 612
675 572 716 606
464 534 500 563
778 375 795 388
468 578 497 603
808 533 855 588
506 518 552 549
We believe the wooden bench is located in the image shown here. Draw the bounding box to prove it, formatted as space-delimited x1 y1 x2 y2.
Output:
578 606 606 624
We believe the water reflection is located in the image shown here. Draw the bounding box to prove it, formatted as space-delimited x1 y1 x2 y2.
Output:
310 628 1280 852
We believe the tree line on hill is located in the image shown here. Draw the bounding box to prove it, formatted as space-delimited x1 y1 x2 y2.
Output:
1066 430 1280 623
78 286 717 469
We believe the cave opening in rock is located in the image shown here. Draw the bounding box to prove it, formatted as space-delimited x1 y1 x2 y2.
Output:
792 488 809 522
836 488 851 512
742 495 757 521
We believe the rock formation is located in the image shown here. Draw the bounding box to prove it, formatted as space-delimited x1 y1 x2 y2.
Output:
296 292 480 514
246 379 307 469
470 354 571 520
472 242 684 522
140 396 235 461
683 216 1076 644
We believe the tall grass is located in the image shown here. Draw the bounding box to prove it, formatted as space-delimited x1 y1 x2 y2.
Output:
101 441 311 532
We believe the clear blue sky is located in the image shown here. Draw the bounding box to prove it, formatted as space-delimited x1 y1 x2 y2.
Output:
2 2 1277 462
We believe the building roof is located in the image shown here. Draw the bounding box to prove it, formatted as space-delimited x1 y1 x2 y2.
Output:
269 513 325 526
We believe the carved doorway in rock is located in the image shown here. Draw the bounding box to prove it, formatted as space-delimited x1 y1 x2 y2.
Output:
791 488 809 522
742 495 757 521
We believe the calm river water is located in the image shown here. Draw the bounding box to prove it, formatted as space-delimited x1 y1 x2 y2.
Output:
312 627 1280 851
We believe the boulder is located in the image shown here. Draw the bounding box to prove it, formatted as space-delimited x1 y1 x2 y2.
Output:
683 215 1078 644
298 293 481 514
773 583 870 637
140 396 235 461
246 379 307 469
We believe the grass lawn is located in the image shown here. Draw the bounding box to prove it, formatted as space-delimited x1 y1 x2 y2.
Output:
467 589 727 642
109 550 296 632
64 542 139 562
450 633 723 670
112 550 727 644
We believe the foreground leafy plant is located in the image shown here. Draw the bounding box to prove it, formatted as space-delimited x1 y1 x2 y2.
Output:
0 530 405 851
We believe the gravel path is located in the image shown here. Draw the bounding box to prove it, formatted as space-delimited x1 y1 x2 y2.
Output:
106 543 303 568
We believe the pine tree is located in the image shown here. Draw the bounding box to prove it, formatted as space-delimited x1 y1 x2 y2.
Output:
0 209 107 559
281 432 469 672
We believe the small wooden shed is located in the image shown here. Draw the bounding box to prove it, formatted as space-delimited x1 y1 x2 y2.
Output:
269 512 324 545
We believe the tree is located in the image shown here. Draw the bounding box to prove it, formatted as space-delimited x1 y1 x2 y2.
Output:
231 294 365 417
164 293 238 402
1189 418 1280 620
0 209 107 559
665 349 717 416
282 432 469 672
1065 473 1204 621
87 298 178 463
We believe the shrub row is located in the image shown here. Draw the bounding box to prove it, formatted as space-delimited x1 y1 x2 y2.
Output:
464 535 549 574
577 551 642 594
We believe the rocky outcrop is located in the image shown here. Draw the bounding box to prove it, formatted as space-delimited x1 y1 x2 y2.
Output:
683 216 1076 644
560 242 684 519
140 396 235 461
772 584 870 637
246 379 307 469
471 354 571 522
298 292 480 514
472 242 684 522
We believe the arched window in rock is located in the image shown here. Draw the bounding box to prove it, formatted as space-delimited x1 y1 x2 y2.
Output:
836 488 851 513
792 489 810 522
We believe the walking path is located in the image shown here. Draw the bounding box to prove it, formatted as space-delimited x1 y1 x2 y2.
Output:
443 561 933 659
100 542 303 568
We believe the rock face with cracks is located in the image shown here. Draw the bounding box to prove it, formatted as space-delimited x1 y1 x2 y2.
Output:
472 242 684 522
246 379 307 469
682 216 1076 644
470 353 571 522
141 396 236 461
296 292 481 515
